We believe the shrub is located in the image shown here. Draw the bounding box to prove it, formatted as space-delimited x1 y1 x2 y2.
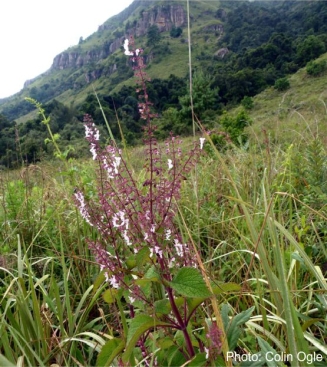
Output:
274 77 290 91
241 96 254 110
306 59 327 76
170 26 183 38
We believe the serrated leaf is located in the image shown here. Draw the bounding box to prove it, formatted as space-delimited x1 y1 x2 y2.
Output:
169 267 211 298
122 315 170 363
96 338 124 367
103 289 118 304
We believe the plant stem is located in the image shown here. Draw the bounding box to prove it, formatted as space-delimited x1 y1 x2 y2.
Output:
167 287 195 358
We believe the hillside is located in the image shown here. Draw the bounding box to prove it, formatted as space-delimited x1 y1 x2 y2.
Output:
246 53 327 145
1 0 327 167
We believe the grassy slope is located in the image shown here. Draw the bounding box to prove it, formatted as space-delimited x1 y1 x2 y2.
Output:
6 1 224 124
243 53 327 145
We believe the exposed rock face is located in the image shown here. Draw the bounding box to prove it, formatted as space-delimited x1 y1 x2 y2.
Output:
214 48 229 59
203 23 224 33
134 4 186 36
50 5 186 72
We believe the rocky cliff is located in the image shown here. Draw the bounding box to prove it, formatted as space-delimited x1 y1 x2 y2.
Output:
50 4 186 72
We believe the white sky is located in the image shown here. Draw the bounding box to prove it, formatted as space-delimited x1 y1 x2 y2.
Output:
0 0 134 99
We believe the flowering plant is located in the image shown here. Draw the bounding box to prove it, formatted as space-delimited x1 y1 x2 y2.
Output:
74 37 233 366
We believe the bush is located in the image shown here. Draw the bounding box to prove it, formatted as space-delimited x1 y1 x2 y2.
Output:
306 60 327 76
274 77 290 91
170 26 183 38
241 96 254 110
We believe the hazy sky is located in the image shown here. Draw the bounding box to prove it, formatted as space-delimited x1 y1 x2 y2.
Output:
0 0 134 98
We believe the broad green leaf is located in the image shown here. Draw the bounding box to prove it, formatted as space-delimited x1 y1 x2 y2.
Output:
144 265 161 281
135 247 150 269
96 338 125 367
93 272 105 293
167 345 187 367
157 337 175 349
169 267 211 298
187 283 241 317
227 306 255 350
103 289 118 304
135 266 161 297
187 353 207 366
126 257 136 269
155 297 184 315
122 315 170 363
154 299 171 314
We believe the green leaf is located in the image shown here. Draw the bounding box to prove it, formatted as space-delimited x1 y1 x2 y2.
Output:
187 283 241 317
227 306 255 350
135 247 150 269
239 354 265 367
0 355 16 367
93 272 105 293
221 303 231 332
155 297 184 315
157 337 175 349
187 353 207 366
257 336 283 367
167 345 187 367
144 265 161 281
103 289 118 304
212 282 241 295
154 299 171 314
231 306 254 327
122 315 170 363
96 338 125 367
169 267 211 298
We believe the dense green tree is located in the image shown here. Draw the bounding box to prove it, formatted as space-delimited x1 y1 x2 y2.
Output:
147 24 161 47
296 35 326 65
306 60 327 76
179 71 220 124
170 26 182 38
274 77 290 91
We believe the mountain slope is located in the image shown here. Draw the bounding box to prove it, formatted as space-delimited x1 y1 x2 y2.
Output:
2 0 327 168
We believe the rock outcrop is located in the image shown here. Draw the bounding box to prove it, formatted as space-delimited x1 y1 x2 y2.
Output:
50 4 186 72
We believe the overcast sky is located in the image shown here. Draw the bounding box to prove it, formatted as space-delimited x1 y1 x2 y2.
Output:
0 0 134 99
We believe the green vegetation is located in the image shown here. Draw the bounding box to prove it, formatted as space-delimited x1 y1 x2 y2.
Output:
1 2 327 363
1 101 327 364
